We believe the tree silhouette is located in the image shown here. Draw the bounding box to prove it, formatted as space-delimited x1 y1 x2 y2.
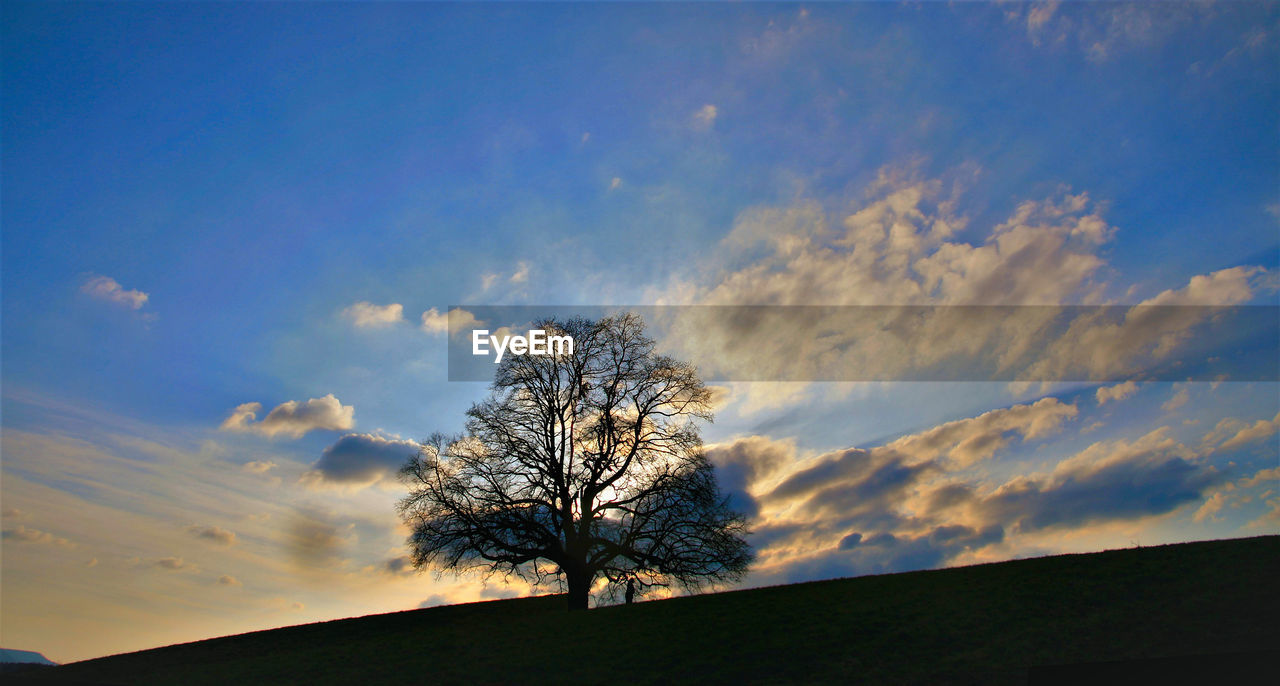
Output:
397 313 752 609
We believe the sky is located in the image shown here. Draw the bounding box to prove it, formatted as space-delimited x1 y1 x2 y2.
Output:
3 0 1278 664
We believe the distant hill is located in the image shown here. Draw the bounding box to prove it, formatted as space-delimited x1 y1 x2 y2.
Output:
18 536 1280 685
0 648 59 679
0 649 58 665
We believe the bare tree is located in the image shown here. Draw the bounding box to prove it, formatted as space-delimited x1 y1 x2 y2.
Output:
397 313 752 609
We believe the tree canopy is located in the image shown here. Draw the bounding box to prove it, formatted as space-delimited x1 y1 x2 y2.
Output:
397 313 752 609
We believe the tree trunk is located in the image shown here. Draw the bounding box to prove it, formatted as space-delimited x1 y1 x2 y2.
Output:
565 565 591 610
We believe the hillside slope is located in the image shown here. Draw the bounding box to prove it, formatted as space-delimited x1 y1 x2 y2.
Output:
23 536 1280 685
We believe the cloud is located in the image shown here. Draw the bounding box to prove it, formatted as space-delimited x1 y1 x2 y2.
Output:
730 396 1234 586
185 524 236 546
220 394 355 439
154 556 198 572
609 177 622 191
1161 386 1190 413
303 433 420 489
740 6 817 58
268 597 306 612
1193 491 1228 523
1 525 73 547
421 307 481 337
285 508 354 570
217 574 242 587
1240 466 1280 490
383 555 415 576
510 261 530 284
653 171 1269 385
242 460 277 474
692 104 718 128
343 302 405 329
753 523 1005 585
1215 412 1280 452
1011 1 1215 62
657 178 1111 379
420 308 449 335
707 436 795 518
1025 0 1061 45
970 429 1217 533
752 399 1076 523
480 584 524 600
2 507 27 518
419 594 450 609
1095 381 1138 406
81 275 149 310
883 398 1077 467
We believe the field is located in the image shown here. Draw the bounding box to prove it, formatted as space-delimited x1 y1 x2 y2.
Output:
19 535 1279 685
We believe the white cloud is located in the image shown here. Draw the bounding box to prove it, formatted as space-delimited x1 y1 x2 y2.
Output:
1096 381 1138 406
220 394 355 439
81 275 149 310
693 104 718 128
609 177 622 191
342 302 404 329
420 307 481 338
420 308 449 335
422 307 481 337
510 261 530 284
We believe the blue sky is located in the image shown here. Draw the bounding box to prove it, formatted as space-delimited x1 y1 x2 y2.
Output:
3 1 1278 662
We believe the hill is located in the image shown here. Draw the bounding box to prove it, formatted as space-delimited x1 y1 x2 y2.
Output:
1 649 58 666
19 536 1280 685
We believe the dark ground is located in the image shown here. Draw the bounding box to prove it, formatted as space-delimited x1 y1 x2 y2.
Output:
18 535 1280 685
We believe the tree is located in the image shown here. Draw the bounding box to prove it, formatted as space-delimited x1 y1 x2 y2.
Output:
397 313 753 609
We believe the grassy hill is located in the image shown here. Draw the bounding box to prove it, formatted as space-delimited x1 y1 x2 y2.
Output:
21 536 1280 685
